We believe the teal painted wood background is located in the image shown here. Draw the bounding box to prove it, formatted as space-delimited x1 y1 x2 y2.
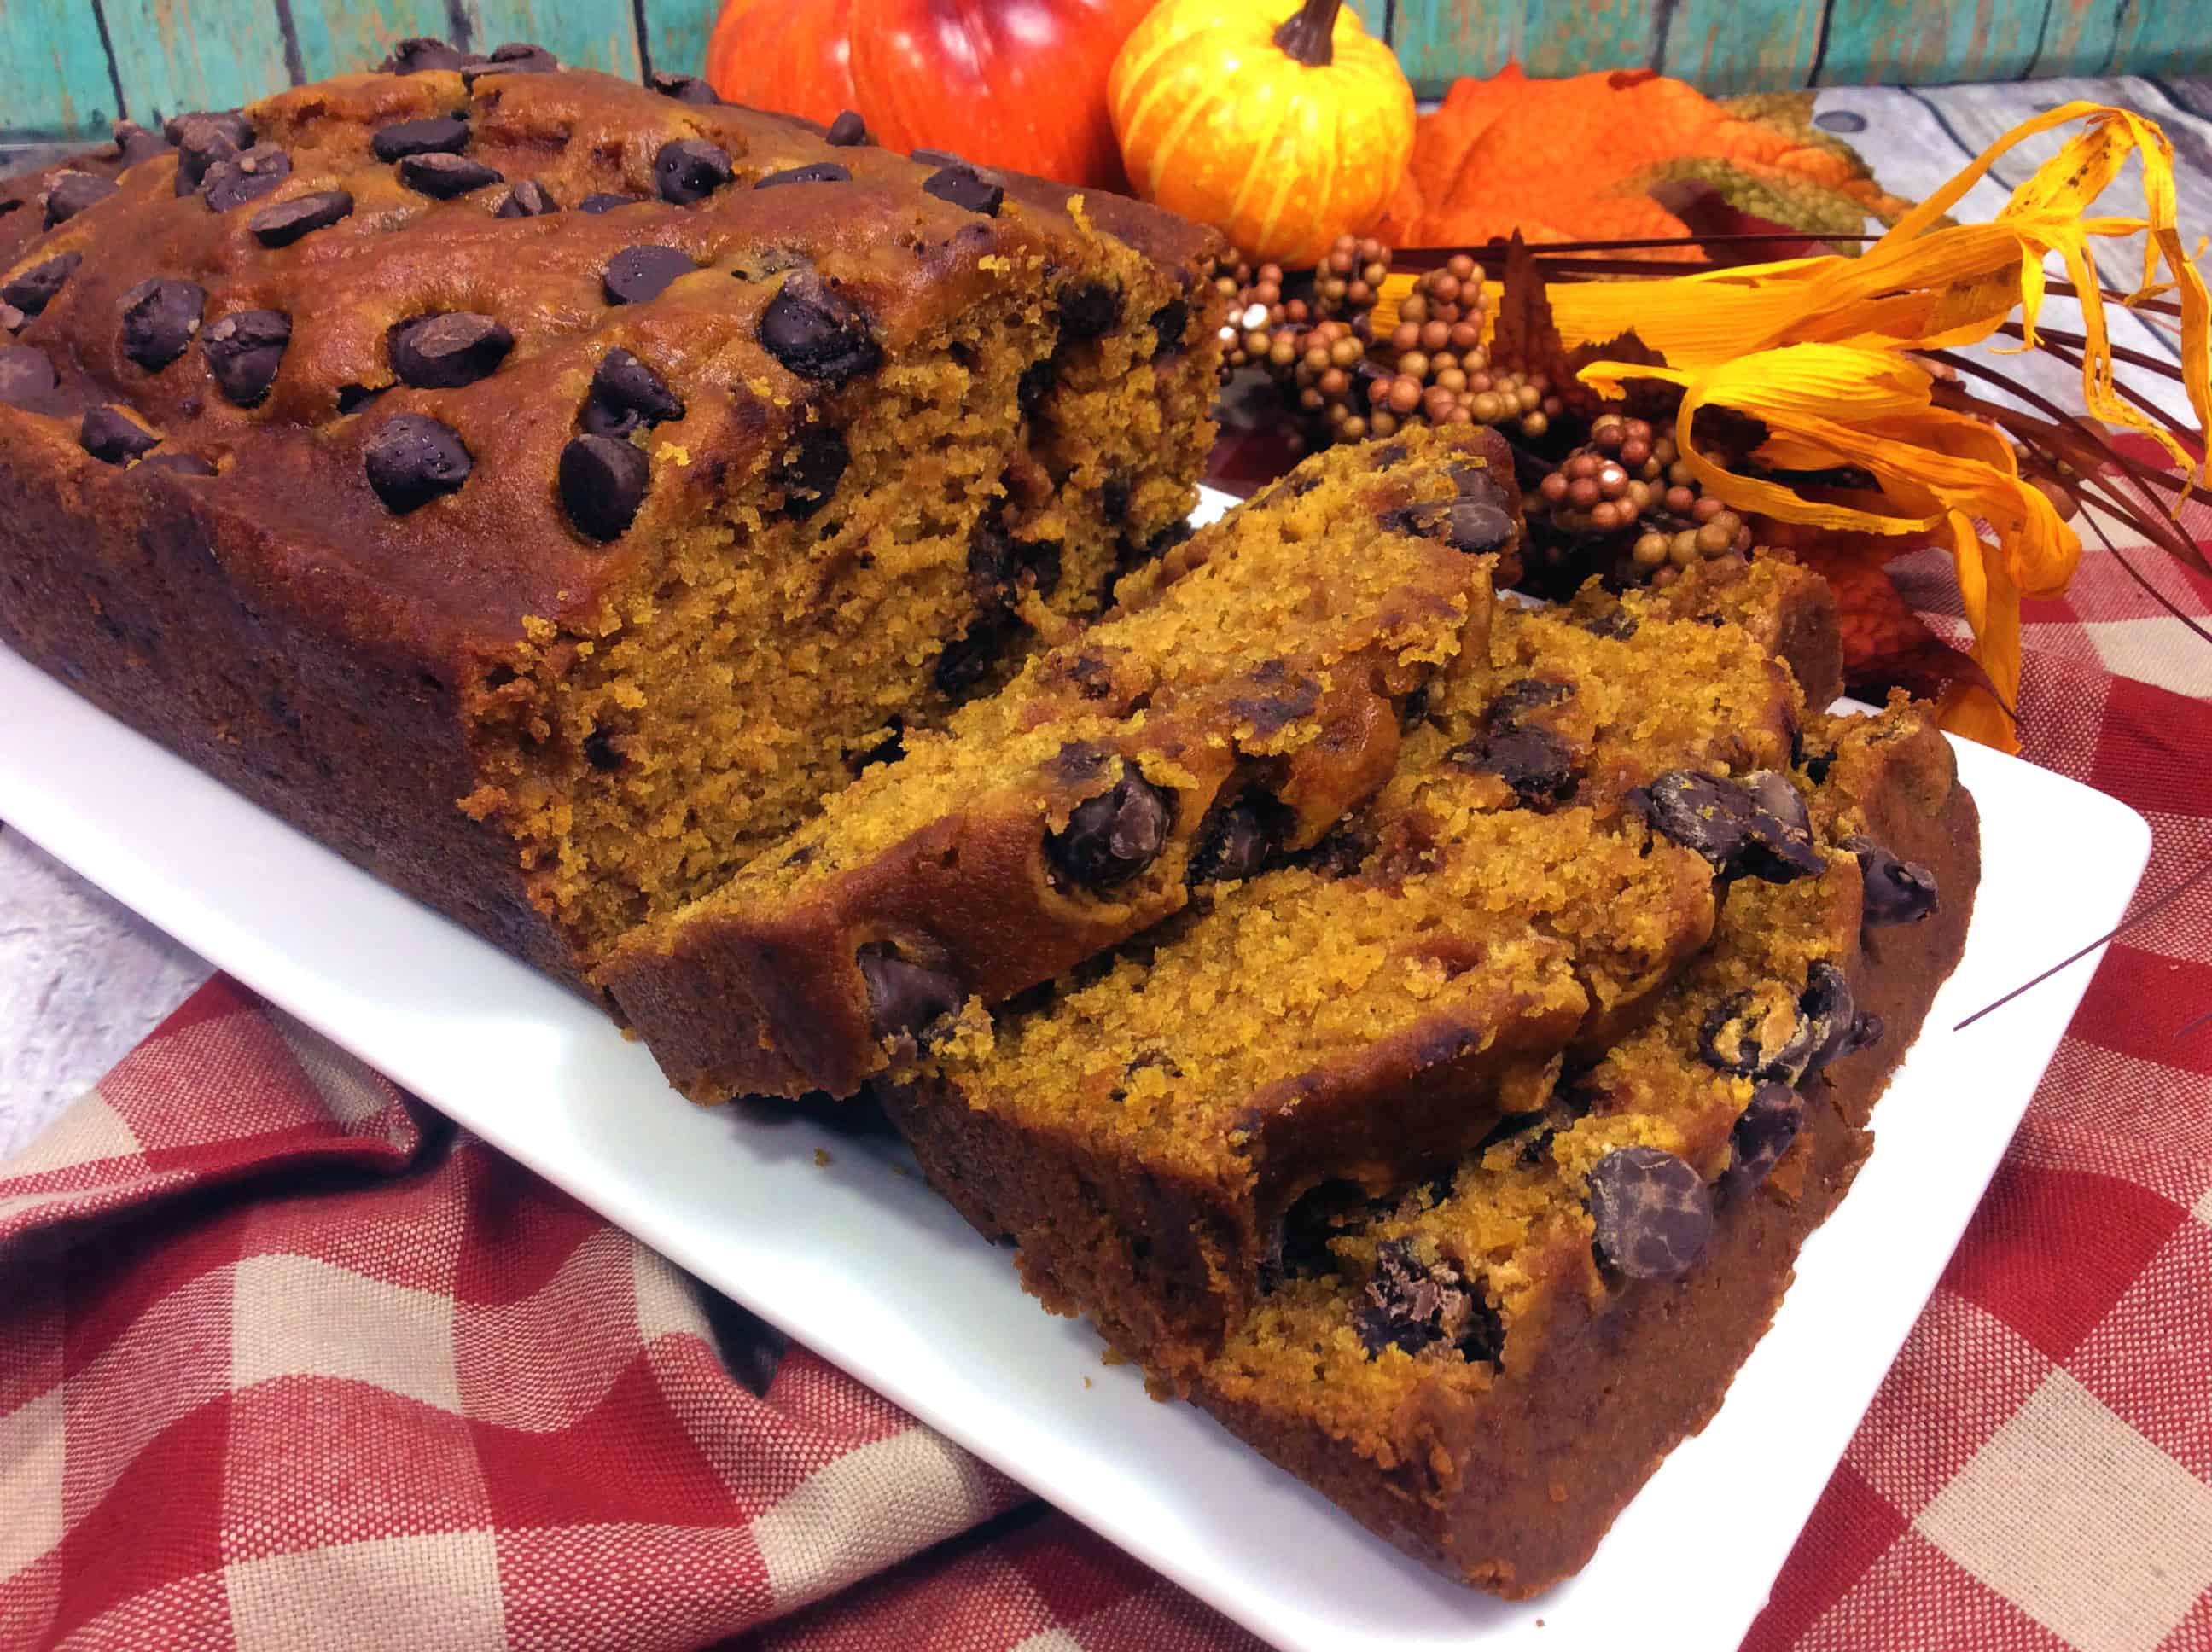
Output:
2 0 2206 145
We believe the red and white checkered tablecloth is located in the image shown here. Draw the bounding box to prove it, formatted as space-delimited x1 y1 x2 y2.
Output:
3 464 2210 1652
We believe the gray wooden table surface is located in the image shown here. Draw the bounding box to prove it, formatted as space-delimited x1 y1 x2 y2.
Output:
3 76 2208 1159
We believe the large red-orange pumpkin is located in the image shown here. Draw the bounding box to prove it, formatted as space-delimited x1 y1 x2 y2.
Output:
705 0 1154 192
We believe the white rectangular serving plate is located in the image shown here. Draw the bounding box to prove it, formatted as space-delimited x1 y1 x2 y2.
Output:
0 486 2151 1652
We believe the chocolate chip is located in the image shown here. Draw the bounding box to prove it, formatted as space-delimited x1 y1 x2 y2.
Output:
495 180 561 218
136 451 218 477
1451 724 1578 809
602 245 696 305
202 145 292 212
1487 678 1573 722
1353 1240 1479 1357
921 166 1003 217
1802 751 1835 785
1634 770 1824 882
859 949 963 1049
201 309 291 406
1101 476 1132 522
649 71 724 105
365 413 472 512
1147 299 1189 358
1018 358 1056 416
249 189 354 247
172 114 247 195
910 148 968 168
120 279 207 372
758 270 881 384
779 425 848 519
114 119 172 167
1047 771 1173 889
1582 608 1639 640
559 433 651 540
1448 496 1516 555
583 730 625 771
398 152 502 198
389 312 515 388
1586 1146 1712 1280
3 253 81 318
579 193 645 213
1796 961 1877 1080
1058 282 1119 340
1720 1082 1806 1198
1190 795 1284 885
754 162 853 189
79 405 159 465
582 349 685 437
825 110 869 146
379 36 470 73
44 172 116 228
0 344 59 408
655 138 735 205
1845 835 1939 927
934 614 1016 695
371 116 470 161
463 42 558 84
1698 986 1817 1083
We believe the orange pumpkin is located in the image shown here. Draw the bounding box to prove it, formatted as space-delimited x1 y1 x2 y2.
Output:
704 0 859 129
704 0 1151 192
1109 0 1415 267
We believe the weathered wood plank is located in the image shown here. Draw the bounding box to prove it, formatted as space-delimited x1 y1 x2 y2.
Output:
2107 0 2212 83
0 0 123 140
1515 0 1656 80
465 1 642 80
1815 0 2040 88
289 0 456 84
642 0 718 80
1658 0 1823 95
1392 0 1658 101
100 0 294 125
2025 0 2118 80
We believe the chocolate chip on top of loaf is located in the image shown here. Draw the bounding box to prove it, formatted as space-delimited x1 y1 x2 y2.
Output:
1177 695 1977 1598
597 425 1522 1103
0 46 1227 987
875 559 1848 1361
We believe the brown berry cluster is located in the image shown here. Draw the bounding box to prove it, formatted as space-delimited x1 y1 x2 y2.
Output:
1526 414 1759 588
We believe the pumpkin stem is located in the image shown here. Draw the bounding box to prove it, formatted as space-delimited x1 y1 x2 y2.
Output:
1272 0 1342 67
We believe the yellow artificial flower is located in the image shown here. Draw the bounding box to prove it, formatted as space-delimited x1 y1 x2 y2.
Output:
1558 102 2209 751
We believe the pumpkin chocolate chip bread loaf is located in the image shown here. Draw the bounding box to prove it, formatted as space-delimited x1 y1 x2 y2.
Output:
1173 696 1977 1596
876 567 1831 1361
0 46 1225 990
600 425 1522 1101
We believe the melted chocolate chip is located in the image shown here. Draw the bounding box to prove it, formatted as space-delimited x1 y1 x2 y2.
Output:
1487 678 1573 722
1101 475 1132 523
1451 724 1579 809
495 180 561 218
583 730 625 771
602 245 696 305
1190 795 1284 886
114 120 172 167
170 112 251 195
79 405 159 465
1047 772 1173 889
1147 299 1190 359
1058 282 1119 340
120 279 207 372
371 116 469 161
379 37 470 73
202 145 292 212
859 949 963 1045
758 270 882 384
1582 608 1639 640
1586 1146 1712 1280
364 414 472 512
201 309 291 406
655 138 734 205
934 614 1016 695
1845 835 1939 927
3 253 81 318
0 344 59 409
582 349 685 437
249 189 354 247
398 152 502 198
754 162 853 189
559 433 651 540
1720 1082 1805 1198
779 424 849 519
1698 986 1818 1083
44 172 117 227
825 109 869 146
136 451 218 477
579 193 646 213
920 166 1003 217
463 42 558 84
1017 357 1057 416
1796 961 1879 1079
389 311 515 389
649 71 724 105
1634 770 1825 882
1353 1240 1478 1357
